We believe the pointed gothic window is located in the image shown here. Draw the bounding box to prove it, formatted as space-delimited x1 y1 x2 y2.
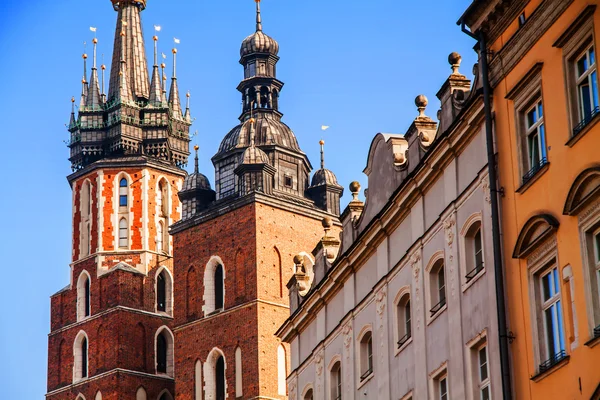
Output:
73 331 89 382
157 333 167 373
157 273 166 312
215 265 224 310
77 272 91 321
119 178 128 207
119 218 128 249
216 355 226 400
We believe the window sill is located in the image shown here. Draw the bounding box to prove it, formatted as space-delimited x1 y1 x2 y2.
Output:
584 328 600 348
567 108 600 147
395 336 413 356
530 355 570 382
427 303 447 326
357 371 374 390
516 162 549 194
462 268 486 293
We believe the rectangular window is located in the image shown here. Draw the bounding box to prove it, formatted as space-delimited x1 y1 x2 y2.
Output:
576 46 599 125
538 267 566 371
438 267 446 304
439 376 448 400
284 175 293 188
478 345 490 400
524 100 547 177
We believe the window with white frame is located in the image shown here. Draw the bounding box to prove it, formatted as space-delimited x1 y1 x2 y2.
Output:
588 227 600 336
215 265 224 311
396 293 411 348
359 331 373 381
524 100 547 179
73 331 89 382
576 45 599 124
277 345 286 395
330 361 342 400
155 268 173 315
119 178 128 208
477 344 490 400
429 259 446 316
535 265 566 371
77 271 91 321
155 327 174 377
465 221 485 282
435 373 448 400
118 218 128 249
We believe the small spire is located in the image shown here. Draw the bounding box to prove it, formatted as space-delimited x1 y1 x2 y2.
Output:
118 26 131 101
185 91 192 122
80 53 89 109
255 0 262 32
319 140 325 169
149 35 163 105
168 48 182 117
87 38 102 108
101 64 106 101
249 117 256 146
194 145 200 173
70 97 76 127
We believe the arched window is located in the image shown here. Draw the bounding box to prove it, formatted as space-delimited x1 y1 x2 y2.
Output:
157 221 164 254
235 347 242 398
396 292 411 348
464 219 485 282
215 265 224 311
77 271 91 321
330 361 342 400
155 327 174 376
429 257 446 317
73 331 89 382
119 218 128 249
95 391 102 400
156 268 173 314
119 178 128 207
195 360 203 400
136 387 147 400
304 388 314 400
80 180 92 258
277 345 286 395
158 391 173 400
359 331 373 381
216 355 226 400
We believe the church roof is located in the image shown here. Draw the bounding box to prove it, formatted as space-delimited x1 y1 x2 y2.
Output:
311 168 341 187
240 0 279 57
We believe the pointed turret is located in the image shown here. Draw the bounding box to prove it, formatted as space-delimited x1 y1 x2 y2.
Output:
101 64 107 103
184 91 192 123
168 48 182 118
107 0 150 101
86 38 102 109
69 97 76 128
116 27 132 102
308 140 343 215
79 53 88 110
149 35 164 105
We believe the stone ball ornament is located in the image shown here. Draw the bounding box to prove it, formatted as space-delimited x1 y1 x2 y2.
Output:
415 94 428 108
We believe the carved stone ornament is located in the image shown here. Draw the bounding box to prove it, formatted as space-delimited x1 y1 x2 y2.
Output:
343 323 353 349
580 198 600 227
481 176 491 204
410 252 421 281
315 350 324 376
289 380 297 400
527 237 557 266
444 215 456 247
375 288 387 315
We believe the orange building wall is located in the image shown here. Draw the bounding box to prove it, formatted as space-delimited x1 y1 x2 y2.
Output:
493 1 600 398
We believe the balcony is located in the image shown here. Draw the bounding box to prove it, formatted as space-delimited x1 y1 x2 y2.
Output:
538 350 567 373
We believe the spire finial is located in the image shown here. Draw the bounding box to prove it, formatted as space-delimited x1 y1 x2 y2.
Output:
71 96 76 113
153 35 159 66
319 140 325 169
172 48 177 79
82 52 88 83
92 38 98 69
255 0 262 32
249 101 256 146
101 64 106 96
194 145 200 173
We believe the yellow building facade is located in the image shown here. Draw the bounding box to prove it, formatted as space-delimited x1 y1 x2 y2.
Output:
463 0 600 398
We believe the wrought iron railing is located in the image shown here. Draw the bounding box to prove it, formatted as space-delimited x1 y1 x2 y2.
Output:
430 298 446 316
573 106 600 136
538 350 567 373
465 262 485 283
360 367 373 381
397 333 411 348
522 157 548 185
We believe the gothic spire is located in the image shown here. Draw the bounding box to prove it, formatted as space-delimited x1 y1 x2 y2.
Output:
149 35 163 105
185 91 192 123
69 97 76 127
117 26 132 101
168 48 182 118
80 53 88 110
101 64 107 102
194 145 199 173
256 0 262 32
320 140 325 169
107 0 150 101
86 38 102 108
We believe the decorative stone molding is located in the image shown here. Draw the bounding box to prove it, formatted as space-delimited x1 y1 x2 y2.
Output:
343 323 353 349
481 176 491 204
580 199 600 227
315 349 324 376
375 288 387 316
527 237 558 266
410 252 422 281
443 215 456 247
289 379 297 400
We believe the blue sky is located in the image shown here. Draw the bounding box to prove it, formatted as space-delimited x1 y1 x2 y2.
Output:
0 0 475 397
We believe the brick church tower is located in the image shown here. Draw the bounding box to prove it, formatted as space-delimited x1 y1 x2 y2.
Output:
47 1 191 399
170 1 343 399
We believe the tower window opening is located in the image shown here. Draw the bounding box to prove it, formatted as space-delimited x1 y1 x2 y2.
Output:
215 265 224 310
216 355 226 400
284 175 293 188
119 218 128 249
157 332 167 373
157 272 167 312
119 178 128 207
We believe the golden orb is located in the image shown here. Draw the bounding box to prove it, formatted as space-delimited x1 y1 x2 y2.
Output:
186 92 190 98
153 35 158 41
319 140 325 145
92 38 98 44
249 117 256 124
161 63 166 68
82 53 88 59
101 64 106 70
194 145 199 151
71 97 75 103
172 48 178 54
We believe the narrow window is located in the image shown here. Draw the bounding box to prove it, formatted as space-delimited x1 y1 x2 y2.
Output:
216 355 226 400
215 265 224 310
119 218 128 249
81 337 88 378
439 376 448 400
359 331 373 381
465 222 485 282
157 272 166 312
304 389 314 400
84 277 91 317
195 360 203 400
330 361 342 400
157 332 167 373
157 182 164 215
538 266 566 371
235 347 243 398
576 46 599 124
430 259 446 316
524 100 546 179
518 12 526 27
478 345 490 400
119 178 128 207
284 175 293 188
277 345 286 395
157 221 164 254
397 293 411 348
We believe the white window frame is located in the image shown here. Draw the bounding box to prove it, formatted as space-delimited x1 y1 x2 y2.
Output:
394 288 412 353
575 45 599 123
154 326 175 377
76 270 92 321
461 213 486 289
524 100 546 172
73 330 89 383
328 358 342 400
539 266 566 361
477 344 491 400
426 253 447 323
118 218 129 249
